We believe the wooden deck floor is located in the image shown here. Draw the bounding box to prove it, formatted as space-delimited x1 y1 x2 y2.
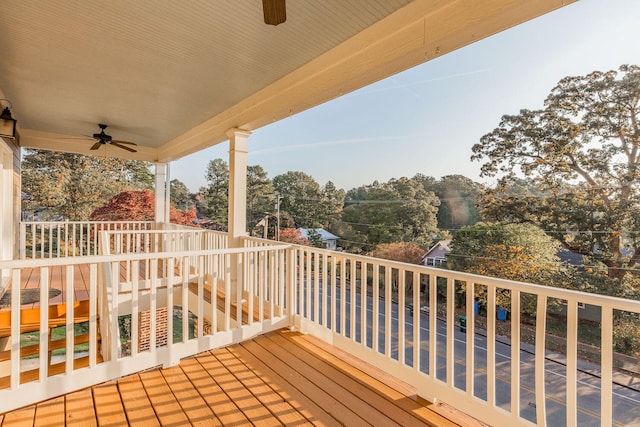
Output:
0 329 459 426
0 265 93 312
3 262 178 311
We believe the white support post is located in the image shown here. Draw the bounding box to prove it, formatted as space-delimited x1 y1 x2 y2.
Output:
227 128 251 303
154 162 170 227
1 142 18 289
227 128 250 248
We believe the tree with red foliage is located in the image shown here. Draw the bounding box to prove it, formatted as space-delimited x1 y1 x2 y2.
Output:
370 242 425 264
278 228 310 246
370 242 426 294
90 190 196 226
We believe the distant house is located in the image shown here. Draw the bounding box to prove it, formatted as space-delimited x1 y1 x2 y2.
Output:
296 228 340 251
557 246 586 271
421 240 451 267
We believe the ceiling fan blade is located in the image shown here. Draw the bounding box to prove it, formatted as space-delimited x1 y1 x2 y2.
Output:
90 141 102 150
112 139 137 146
263 0 286 26
111 142 137 153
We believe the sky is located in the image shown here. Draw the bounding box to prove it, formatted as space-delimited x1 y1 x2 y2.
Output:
171 0 640 194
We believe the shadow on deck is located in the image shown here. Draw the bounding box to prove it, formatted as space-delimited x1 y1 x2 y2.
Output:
0 329 459 426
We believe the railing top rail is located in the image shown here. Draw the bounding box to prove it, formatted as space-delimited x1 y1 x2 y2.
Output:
241 236 290 246
287 242 640 313
1 244 291 270
103 229 207 235
21 220 154 225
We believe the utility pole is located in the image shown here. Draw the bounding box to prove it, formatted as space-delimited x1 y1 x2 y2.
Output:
263 215 269 239
275 194 283 241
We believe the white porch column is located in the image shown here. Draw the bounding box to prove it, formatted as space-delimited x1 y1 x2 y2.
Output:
154 162 170 226
0 137 19 289
227 129 250 308
227 128 251 247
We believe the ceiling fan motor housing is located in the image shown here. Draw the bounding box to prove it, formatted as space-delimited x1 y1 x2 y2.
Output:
93 124 112 142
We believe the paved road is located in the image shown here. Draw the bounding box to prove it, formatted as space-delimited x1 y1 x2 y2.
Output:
300 282 640 426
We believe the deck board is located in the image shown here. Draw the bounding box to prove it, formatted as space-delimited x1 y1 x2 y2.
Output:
50 266 63 305
240 338 371 426
117 374 161 427
64 388 97 427
92 381 128 427
1 266 92 312
33 396 65 427
267 332 426 426
1 406 34 427
159 364 221 426
198 350 282 426
296 333 444 423
0 330 458 426
254 333 397 426
213 348 308 425
137 369 190 426
179 357 252 426
228 341 342 427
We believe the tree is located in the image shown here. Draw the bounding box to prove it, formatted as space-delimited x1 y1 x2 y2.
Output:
371 242 425 264
417 174 483 230
272 171 343 228
247 165 274 229
170 179 193 210
200 158 229 228
340 177 439 251
90 190 196 225
448 222 565 314
319 181 346 227
472 65 640 295
21 150 152 220
306 228 323 248
278 228 310 246
370 242 425 295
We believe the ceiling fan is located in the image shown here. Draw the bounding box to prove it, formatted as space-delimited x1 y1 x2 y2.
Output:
90 124 137 153
263 0 286 26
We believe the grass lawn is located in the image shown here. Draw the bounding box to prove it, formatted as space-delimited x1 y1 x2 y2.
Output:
20 322 90 358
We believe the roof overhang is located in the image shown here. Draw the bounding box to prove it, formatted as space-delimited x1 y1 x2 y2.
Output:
0 0 574 163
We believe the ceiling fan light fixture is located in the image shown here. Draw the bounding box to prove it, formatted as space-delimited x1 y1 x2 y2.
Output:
89 123 137 153
263 0 286 26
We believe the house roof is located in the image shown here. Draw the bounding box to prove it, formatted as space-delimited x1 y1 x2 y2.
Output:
296 228 340 241
422 239 451 260
0 1 573 163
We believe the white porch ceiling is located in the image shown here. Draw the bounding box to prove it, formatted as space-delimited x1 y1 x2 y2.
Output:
0 0 573 163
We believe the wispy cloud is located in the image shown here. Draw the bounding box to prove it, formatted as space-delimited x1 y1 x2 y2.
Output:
355 68 493 96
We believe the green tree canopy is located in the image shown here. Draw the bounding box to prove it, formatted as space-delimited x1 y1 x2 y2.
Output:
199 159 290 233
200 158 229 227
472 64 640 293
21 150 153 220
272 171 343 229
247 165 275 229
448 222 566 313
170 179 193 211
340 177 439 251
415 174 483 230
448 222 563 278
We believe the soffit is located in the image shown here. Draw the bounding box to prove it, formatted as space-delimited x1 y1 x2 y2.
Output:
0 0 573 162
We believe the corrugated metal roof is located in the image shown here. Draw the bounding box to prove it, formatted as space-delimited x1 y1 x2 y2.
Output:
297 228 340 241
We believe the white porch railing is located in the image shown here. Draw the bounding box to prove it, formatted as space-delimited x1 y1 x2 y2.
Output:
271 239 640 427
4 228 640 425
0 228 290 413
20 221 154 259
